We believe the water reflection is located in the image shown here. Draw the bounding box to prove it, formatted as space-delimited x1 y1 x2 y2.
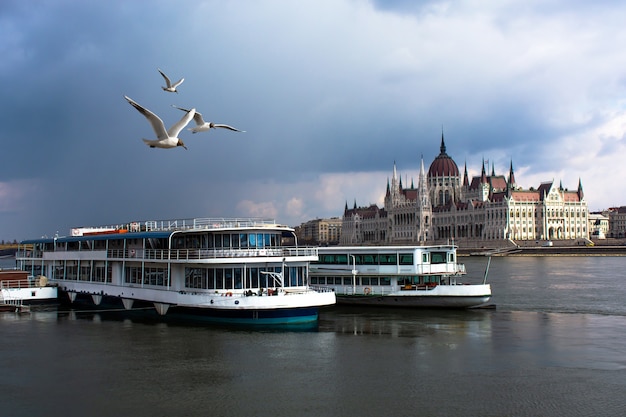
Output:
319 306 492 338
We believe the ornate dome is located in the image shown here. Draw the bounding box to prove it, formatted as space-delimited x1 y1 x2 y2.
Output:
428 134 459 177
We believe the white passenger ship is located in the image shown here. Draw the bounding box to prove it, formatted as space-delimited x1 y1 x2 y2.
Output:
310 245 491 308
16 217 335 325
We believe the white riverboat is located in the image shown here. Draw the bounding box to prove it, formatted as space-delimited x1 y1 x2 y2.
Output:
0 269 58 310
309 245 491 308
15 217 335 325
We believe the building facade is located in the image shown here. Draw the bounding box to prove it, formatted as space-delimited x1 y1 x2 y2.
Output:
295 217 342 245
341 134 589 246
605 207 626 238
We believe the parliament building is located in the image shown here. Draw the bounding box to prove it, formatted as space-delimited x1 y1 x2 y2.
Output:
340 134 589 246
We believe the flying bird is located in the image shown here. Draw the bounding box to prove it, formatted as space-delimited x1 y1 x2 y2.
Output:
158 68 184 93
124 95 195 150
171 105 246 134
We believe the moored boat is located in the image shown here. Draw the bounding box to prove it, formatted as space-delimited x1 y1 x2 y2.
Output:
15 217 335 326
0 269 58 309
309 245 491 308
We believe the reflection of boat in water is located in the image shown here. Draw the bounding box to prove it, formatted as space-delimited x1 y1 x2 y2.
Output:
0 269 58 311
16 217 335 326
310 245 491 308
318 305 492 337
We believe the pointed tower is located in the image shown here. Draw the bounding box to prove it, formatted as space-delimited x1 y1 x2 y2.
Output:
389 161 401 208
578 178 584 200
463 162 469 187
479 158 489 201
508 160 516 189
417 155 432 243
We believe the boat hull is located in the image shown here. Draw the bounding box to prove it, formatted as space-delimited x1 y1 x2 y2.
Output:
335 294 491 308
57 288 332 326
1 287 58 305
331 284 492 309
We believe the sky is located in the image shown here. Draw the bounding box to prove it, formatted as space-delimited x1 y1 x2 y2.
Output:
2 0 626 241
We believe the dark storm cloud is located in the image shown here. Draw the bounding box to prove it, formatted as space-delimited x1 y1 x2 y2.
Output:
1 0 626 240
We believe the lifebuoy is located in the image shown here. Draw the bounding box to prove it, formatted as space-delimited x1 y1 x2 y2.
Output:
363 287 371 295
226 292 233 297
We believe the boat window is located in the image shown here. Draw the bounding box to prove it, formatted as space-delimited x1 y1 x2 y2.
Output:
355 254 377 265
249 268 259 288
343 277 352 285
311 277 319 285
234 268 242 289
317 254 333 264
379 254 397 265
430 252 447 264
185 268 204 289
248 234 256 247
223 269 233 289
206 269 215 289
215 269 224 289
399 253 413 265
422 253 428 263
424 275 440 284
239 234 248 248
336 254 348 264
449 253 455 263
380 277 391 286
370 277 379 286
361 277 370 285
334 277 342 285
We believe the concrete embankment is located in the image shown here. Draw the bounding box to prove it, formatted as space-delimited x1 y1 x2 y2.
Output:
458 245 626 257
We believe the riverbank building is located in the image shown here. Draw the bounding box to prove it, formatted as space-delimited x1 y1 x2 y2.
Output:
340 134 589 247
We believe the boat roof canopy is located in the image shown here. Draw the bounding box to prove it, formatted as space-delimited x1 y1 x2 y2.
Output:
21 231 173 245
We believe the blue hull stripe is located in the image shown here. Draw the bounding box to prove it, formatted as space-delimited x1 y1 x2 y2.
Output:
60 291 320 326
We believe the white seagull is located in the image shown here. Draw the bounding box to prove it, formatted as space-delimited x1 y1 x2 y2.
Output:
124 95 195 150
171 105 246 134
158 68 184 93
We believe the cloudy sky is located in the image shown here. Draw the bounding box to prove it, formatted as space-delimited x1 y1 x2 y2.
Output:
2 0 626 241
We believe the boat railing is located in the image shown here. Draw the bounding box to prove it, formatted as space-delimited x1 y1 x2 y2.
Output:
415 263 466 275
141 217 281 232
0 278 42 289
108 246 318 260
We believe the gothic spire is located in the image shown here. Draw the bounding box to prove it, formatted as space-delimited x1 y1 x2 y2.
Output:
578 178 584 199
463 161 469 187
393 160 398 181
439 128 447 155
508 159 516 188
480 157 488 183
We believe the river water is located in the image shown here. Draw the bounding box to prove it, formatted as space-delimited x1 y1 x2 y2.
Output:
1 256 625 417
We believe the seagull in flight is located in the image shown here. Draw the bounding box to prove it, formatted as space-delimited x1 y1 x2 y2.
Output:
158 68 184 93
172 105 246 134
124 95 195 150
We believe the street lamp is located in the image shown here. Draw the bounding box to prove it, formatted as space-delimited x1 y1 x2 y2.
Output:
349 254 357 295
